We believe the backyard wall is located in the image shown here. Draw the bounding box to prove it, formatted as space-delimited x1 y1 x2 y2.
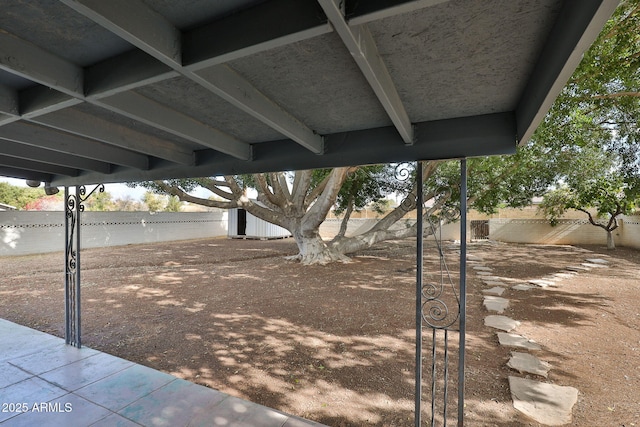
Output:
0 211 227 256
2 211 639 257
322 216 640 249
319 218 463 241
618 216 640 247
489 216 640 248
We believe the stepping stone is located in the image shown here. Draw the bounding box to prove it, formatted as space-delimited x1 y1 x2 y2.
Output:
542 277 562 287
566 265 590 272
560 269 578 275
528 279 553 288
553 272 575 279
482 286 506 296
485 315 519 332
479 276 502 281
581 262 608 268
585 258 609 264
473 266 492 271
509 376 578 426
497 332 541 350
484 296 509 313
467 254 484 261
512 284 535 291
476 271 493 276
507 352 552 377
483 280 505 287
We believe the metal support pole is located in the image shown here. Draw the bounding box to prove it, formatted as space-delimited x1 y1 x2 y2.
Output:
75 185 82 348
64 186 70 344
415 161 423 426
64 184 102 347
457 158 468 425
64 186 82 347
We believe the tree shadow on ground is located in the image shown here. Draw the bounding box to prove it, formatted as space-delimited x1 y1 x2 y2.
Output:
2 239 639 426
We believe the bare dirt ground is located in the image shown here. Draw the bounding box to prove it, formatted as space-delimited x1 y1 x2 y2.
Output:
1 237 638 426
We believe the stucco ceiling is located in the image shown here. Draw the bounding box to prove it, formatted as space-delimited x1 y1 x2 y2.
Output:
0 0 619 187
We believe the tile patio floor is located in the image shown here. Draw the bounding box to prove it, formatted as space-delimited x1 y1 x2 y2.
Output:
0 319 326 427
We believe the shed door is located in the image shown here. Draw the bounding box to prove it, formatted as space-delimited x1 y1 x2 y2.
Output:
237 209 247 236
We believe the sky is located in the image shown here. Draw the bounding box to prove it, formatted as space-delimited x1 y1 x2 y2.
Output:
0 177 214 201
2 177 151 200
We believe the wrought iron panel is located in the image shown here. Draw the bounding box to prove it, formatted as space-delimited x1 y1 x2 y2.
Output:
64 184 104 348
396 161 467 426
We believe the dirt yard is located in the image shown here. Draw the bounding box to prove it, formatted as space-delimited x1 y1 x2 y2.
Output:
0 237 638 426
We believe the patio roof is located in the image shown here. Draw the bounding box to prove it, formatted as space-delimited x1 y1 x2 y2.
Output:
0 0 618 187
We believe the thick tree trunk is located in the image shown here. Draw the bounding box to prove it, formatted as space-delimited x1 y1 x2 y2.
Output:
606 230 615 249
290 229 351 265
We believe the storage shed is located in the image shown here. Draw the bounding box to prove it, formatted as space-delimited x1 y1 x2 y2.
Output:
228 208 291 239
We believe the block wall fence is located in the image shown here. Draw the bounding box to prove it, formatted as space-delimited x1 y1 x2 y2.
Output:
320 217 640 248
488 217 640 248
0 211 228 256
1 212 639 256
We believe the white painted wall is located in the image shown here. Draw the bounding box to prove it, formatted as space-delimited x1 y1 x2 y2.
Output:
319 218 463 241
0 211 228 256
618 217 640 248
488 217 640 247
2 212 638 257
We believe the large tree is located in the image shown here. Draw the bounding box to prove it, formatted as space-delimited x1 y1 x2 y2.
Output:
536 0 640 248
147 166 419 265
140 145 553 265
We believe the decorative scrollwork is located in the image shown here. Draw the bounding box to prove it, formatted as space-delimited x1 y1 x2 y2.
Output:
66 193 78 272
65 184 102 348
394 162 413 181
66 193 76 216
422 297 458 329
65 189 79 346
441 206 461 222
422 282 439 299
420 215 461 330
400 194 417 212
422 298 452 327
78 184 105 210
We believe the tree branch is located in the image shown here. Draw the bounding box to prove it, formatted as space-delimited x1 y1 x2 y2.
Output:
303 167 351 232
194 178 235 201
292 170 312 211
153 181 236 209
576 207 608 231
368 160 441 233
589 91 640 100
255 174 281 207
337 195 355 238
305 171 332 208
277 172 292 201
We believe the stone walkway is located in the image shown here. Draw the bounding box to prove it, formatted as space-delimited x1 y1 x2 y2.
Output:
470 253 611 425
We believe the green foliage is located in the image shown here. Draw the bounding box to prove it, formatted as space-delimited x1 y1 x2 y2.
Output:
333 165 396 215
164 195 182 212
143 192 165 211
538 187 578 226
534 0 640 229
0 182 47 209
112 196 145 211
82 191 116 211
